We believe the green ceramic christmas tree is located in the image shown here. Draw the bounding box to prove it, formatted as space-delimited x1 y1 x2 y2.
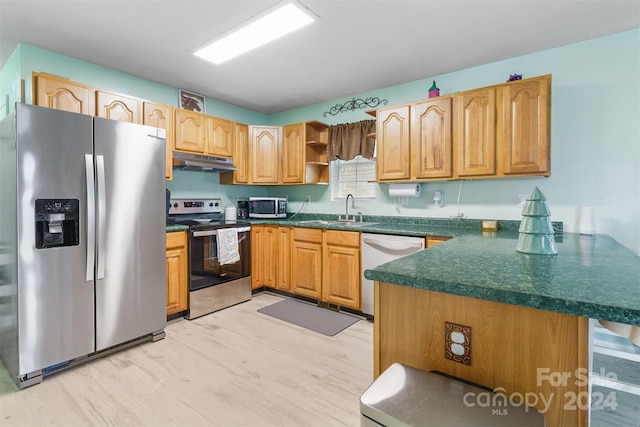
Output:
516 187 557 255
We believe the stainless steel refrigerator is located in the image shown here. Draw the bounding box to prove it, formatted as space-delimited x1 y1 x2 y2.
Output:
0 104 167 388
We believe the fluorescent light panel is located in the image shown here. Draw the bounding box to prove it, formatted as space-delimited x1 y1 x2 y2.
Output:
195 1 315 65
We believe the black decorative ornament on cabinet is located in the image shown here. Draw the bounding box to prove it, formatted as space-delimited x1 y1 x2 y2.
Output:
323 97 388 117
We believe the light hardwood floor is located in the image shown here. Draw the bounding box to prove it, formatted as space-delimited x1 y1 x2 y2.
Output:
0 293 374 426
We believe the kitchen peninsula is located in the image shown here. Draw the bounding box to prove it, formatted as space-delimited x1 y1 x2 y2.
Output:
364 232 640 427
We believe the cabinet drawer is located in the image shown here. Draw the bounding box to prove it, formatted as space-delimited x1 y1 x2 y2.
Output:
293 227 323 243
166 231 187 248
325 230 360 247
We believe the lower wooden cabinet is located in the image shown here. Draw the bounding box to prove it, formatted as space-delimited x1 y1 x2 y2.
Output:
166 231 188 316
290 228 361 310
251 225 279 289
276 227 292 291
426 236 449 248
322 230 361 309
291 228 323 299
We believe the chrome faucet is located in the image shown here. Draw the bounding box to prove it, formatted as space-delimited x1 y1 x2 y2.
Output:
340 193 355 222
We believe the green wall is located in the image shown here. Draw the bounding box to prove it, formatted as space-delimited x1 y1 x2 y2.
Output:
270 29 640 255
2 29 639 254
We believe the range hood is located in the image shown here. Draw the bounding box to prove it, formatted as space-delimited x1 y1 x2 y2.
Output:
172 151 236 172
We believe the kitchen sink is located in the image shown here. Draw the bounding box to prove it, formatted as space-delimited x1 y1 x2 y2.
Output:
299 220 378 228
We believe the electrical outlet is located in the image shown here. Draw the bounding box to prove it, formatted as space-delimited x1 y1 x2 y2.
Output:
517 193 528 208
305 195 311 203
444 321 472 365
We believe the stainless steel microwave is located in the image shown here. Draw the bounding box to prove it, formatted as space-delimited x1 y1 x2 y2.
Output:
249 197 287 218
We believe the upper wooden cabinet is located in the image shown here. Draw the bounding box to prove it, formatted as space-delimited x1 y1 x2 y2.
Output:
143 101 174 180
174 108 207 153
227 121 327 186
376 74 551 182
377 105 411 181
454 87 496 177
208 116 234 158
498 75 551 176
229 122 250 184
282 123 305 184
96 90 141 124
412 97 453 180
33 73 91 115
251 126 281 184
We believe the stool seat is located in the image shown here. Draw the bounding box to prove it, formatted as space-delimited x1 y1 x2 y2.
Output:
360 363 545 426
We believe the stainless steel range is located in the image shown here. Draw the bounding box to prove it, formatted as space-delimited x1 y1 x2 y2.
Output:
168 198 251 319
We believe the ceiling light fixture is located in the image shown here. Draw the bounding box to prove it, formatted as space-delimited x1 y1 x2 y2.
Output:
194 0 316 65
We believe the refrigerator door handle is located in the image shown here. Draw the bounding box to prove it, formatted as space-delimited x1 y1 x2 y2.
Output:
85 154 96 281
96 155 107 279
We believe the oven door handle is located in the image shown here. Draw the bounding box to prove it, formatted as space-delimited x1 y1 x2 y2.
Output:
192 226 251 237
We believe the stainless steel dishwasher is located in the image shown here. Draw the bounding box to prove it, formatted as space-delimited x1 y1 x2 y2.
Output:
361 233 425 316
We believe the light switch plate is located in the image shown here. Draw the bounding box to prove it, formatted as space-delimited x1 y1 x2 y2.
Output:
445 321 472 365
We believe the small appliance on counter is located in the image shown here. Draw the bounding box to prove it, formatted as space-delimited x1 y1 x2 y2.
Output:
249 196 287 218
237 199 249 220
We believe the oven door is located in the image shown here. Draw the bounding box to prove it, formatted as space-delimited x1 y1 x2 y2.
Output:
189 226 251 291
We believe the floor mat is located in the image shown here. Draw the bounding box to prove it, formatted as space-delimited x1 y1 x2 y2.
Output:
257 298 359 336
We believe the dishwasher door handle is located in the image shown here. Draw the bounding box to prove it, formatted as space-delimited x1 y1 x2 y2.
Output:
362 237 423 252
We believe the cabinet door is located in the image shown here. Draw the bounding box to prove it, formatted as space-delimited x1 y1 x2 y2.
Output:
264 226 277 288
276 227 291 291
412 97 453 179
33 73 91 115
500 75 551 175
166 232 188 316
282 123 305 183
175 108 206 153
143 101 174 180
291 228 323 299
322 230 361 309
234 122 250 183
455 88 496 177
251 126 280 184
96 90 140 123
208 116 234 158
251 226 265 289
426 236 449 248
377 105 411 180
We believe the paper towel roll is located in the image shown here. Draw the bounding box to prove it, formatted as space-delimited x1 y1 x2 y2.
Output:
389 183 421 198
224 205 237 222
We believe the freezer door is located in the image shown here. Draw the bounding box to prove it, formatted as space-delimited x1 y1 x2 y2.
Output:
93 117 166 351
15 104 95 375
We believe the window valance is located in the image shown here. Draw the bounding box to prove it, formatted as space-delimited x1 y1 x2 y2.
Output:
328 120 376 161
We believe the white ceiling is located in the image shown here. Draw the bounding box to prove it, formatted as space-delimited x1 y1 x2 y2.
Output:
1 0 639 114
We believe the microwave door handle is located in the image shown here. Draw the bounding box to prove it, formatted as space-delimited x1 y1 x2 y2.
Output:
85 154 95 281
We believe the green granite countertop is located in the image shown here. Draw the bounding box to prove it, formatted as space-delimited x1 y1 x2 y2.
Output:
364 233 640 326
246 213 537 238
166 224 189 232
